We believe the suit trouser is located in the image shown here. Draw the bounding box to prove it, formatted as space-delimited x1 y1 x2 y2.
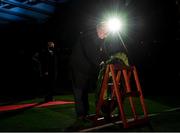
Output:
71 69 91 117
43 75 55 98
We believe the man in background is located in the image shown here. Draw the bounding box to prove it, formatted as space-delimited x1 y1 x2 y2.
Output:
41 41 58 102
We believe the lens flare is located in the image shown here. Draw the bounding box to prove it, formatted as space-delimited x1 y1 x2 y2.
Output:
106 17 123 33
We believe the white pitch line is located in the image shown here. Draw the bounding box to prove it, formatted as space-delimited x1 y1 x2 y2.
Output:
148 106 180 117
163 107 180 112
80 106 180 132
80 122 115 132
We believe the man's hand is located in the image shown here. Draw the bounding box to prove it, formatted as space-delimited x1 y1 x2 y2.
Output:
100 61 105 69
100 61 105 66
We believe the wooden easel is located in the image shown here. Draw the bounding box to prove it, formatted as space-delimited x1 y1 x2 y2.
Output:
94 64 149 128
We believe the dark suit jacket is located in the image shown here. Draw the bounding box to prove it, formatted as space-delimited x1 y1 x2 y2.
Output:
70 30 126 76
70 31 105 76
41 48 58 81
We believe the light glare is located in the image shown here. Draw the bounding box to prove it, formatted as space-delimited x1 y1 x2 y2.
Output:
106 17 122 33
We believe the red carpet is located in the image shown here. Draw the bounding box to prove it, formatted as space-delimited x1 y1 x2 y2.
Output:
0 103 37 112
0 100 74 112
36 101 74 107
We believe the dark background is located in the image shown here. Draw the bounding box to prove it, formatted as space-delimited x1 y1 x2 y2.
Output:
0 0 180 100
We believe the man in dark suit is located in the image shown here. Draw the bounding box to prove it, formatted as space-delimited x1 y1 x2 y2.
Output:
41 41 58 102
70 22 112 120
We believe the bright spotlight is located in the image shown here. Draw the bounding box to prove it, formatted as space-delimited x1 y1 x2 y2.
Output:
106 17 123 33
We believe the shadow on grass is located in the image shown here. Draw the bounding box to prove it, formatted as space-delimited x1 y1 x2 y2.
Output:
146 95 180 108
